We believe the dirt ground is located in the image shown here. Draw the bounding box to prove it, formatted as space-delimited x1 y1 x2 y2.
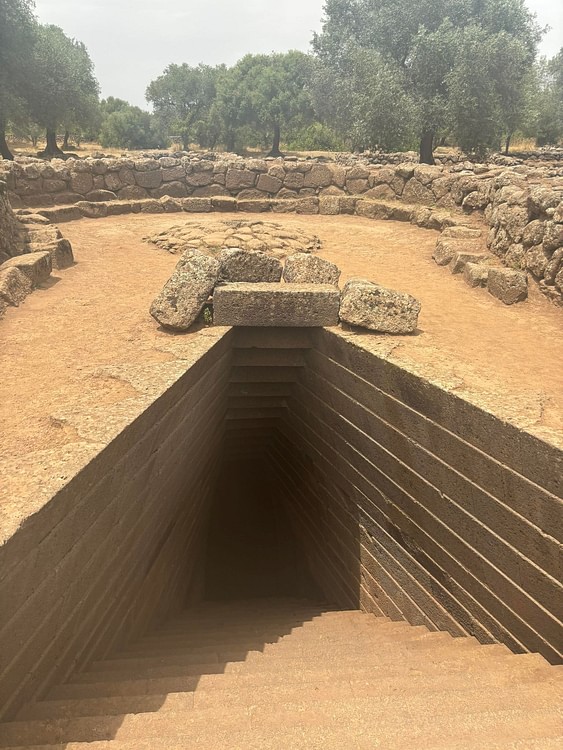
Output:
1 211 562 471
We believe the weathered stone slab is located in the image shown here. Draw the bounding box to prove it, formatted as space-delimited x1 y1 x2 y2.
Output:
463 262 489 288
37 207 82 223
0 267 32 307
433 237 473 266
442 226 483 240
46 238 74 270
150 250 219 330
450 252 489 274
219 249 282 283
283 253 341 286
1 251 52 287
76 201 108 219
339 279 421 334
488 268 528 304
213 283 340 327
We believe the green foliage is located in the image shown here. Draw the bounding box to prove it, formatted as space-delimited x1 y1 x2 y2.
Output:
99 104 168 150
312 0 542 160
533 50 563 146
146 64 224 150
27 24 99 135
286 122 345 151
213 51 315 154
311 48 418 151
0 0 37 155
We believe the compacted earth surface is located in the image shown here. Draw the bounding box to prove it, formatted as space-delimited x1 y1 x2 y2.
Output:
1 212 562 535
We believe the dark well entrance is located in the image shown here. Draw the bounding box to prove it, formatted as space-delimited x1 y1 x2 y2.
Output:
204 457 322 601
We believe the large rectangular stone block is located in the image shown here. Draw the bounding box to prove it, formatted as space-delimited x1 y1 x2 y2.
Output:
213 283 340 327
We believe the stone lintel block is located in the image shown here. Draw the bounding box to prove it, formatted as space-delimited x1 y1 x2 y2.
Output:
213 283 340 327
1 251 52 287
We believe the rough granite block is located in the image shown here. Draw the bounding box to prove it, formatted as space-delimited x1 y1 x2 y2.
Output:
213 283 340 327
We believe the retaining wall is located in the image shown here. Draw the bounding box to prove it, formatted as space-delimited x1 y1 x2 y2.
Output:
1 326 561 720
3 154 562 303
0 180 23 261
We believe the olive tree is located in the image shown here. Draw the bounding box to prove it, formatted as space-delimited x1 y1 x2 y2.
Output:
0 0 36 159
312 0 542 162
27 24 99 157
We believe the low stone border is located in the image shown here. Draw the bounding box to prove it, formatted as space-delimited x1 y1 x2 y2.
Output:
0 181 75 318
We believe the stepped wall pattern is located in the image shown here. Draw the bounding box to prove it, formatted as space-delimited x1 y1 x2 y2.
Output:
1 326 560 721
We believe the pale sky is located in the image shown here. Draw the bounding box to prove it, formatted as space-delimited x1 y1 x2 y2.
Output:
33 0 562 109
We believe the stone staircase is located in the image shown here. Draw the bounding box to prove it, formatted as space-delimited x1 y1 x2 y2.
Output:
1 598 561 749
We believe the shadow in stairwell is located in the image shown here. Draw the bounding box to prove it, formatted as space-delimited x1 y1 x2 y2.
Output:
41 455 345 747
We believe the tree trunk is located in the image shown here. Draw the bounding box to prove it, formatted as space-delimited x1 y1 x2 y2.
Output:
42 129 65 158
419 131 435 165
268 122 284 158
63 130 70 150
504 133 512 155
0 125 14 160
226 132 236 153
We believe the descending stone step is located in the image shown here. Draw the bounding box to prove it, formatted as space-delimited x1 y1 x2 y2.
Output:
18 671 562 721
1 698 561 748
46 651 548 702
2 600 560 748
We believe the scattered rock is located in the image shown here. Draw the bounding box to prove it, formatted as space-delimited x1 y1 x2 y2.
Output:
283 253 341 286
150 250 219 331
487 268 528 304
339 279 421 334
218 248 282 283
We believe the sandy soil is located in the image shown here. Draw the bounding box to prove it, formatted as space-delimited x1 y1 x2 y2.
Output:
1 212 562 469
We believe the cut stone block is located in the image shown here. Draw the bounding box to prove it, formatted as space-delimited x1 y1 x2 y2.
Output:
213 283 340 327
463 262 489 288
488 268 528 305
0 267 32 307
76 201 108 219
1 251 52 287
442 226 483 240
433 237 471 266
339 279 421 334
283 254 341 286
450 252 489 274
150 250 219 331
219 249 282 283
46 238 74 270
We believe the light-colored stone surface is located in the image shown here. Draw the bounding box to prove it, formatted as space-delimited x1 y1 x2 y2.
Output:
0 267 32 306
283 253 341 286
150 251 219 330
213 283 340 327
463 262 490 288
339 279 421 334
0 250 52 287
219 249 282 283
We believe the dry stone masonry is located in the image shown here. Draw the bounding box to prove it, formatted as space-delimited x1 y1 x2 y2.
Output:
0 178 74 317
2 151 561 304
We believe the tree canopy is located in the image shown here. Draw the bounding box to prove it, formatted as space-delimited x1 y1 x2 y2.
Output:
0 0 36 158
27 24 99 156
312 0 543 161
146 64 224 151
